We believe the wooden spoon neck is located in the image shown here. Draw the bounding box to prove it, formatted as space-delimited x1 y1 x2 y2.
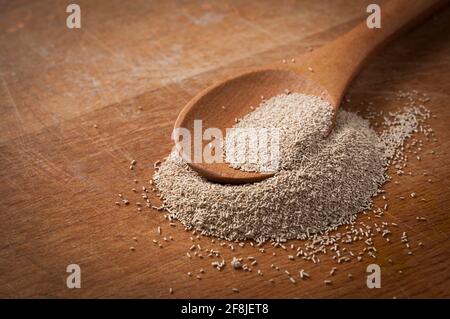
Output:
293 0 447 107
294 28 381 108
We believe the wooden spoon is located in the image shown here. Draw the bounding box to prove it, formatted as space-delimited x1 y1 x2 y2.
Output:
174 0 445 184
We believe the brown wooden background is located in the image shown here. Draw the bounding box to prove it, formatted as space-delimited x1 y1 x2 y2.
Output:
0 0 449 298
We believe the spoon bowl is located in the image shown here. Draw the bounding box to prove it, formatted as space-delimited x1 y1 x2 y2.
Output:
174 68 334 184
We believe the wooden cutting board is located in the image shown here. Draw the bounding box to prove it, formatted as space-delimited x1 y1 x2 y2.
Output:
0 0 449 298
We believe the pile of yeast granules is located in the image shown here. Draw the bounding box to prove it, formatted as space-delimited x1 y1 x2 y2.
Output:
153 92 431 243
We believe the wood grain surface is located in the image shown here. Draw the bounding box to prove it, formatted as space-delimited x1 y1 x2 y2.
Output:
0 0 449 298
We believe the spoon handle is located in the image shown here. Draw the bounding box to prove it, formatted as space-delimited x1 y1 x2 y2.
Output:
304 0 447 106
